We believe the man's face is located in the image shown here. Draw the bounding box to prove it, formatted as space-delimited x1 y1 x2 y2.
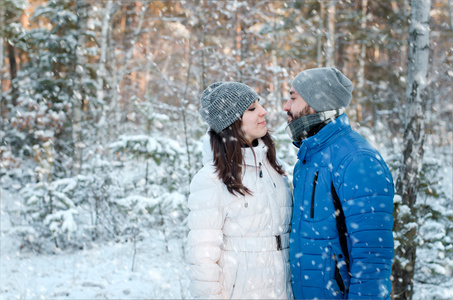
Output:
283 87 316 123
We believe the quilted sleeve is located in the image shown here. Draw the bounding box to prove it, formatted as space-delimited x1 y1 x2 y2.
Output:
187 168 225 299
337 152 395 299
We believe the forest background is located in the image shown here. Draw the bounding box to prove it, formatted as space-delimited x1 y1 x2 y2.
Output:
0 0 452 299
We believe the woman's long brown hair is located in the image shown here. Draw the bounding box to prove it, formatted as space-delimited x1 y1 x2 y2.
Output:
209 119 285 197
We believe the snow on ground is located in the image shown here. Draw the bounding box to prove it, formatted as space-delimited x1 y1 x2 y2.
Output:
0 234 190 299
0 188 190 300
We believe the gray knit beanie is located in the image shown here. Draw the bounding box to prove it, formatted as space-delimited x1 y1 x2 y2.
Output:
199 82 259 133
291 67 353 112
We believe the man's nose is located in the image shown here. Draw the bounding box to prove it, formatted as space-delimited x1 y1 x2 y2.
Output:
283 101 290 112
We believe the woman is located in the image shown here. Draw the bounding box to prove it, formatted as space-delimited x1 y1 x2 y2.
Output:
187 82 293 299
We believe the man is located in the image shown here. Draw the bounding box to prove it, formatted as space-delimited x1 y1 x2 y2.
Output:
284 67 394 299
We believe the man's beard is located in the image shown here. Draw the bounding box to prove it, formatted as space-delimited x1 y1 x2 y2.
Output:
287 106 312 123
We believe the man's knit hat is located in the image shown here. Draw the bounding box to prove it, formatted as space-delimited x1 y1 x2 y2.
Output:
199 82 259 133
291 67 353 112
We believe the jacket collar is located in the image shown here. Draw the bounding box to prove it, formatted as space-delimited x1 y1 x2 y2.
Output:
297 113 351 162
243 139 267 167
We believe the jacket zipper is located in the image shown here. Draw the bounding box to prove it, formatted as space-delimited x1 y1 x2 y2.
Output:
311 171 319 218
260 162 277 188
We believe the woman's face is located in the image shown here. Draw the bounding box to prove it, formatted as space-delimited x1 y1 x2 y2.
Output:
241 100 267 143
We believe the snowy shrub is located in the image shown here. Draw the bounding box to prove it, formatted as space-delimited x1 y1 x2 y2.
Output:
19 177 80 250
109 134 189 249
109 134 188 195
9 226 44 252
413 151 453 287
17 151 128 251
73 155 127 243
110 134 182 166
112 187 187 242
44 209 78 241
12 133 192 253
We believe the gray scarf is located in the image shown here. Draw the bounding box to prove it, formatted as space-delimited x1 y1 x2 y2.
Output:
285 109 344 143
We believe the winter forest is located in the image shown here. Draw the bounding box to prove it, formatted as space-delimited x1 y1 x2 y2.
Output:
0 0 452 299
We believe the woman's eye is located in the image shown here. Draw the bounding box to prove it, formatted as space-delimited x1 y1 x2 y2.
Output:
248 107 256 111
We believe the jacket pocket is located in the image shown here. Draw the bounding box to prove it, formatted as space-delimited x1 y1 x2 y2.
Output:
229 266 239 300
324 247 346 299
310 171 319 218
334 255 346 296
229 261 247 300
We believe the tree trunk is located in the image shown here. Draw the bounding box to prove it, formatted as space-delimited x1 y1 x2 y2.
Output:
448 0 453 32
96 0 113 142
182 40 193 189
316 0 325 67
7 43 17 106
72 0 88 176
392 0 431 299
200 36 207 92
356 0 368 123
271 51 282 117
120 1 136 122
97 0 112 102
235 8 243 81
197 16 207 92
0 2 4 123
325 0 336 67
108 1 149 141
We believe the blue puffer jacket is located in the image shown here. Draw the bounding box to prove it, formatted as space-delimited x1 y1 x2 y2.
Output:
290 114 394 300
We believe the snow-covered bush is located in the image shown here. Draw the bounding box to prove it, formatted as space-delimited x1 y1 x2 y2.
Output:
109 134 189 249
19 177 79 250
413 150 453 288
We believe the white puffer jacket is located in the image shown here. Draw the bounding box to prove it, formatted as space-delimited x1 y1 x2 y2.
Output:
187 136 293 299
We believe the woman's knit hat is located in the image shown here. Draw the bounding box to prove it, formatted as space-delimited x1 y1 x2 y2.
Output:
199 82 259 133
291 67 353 112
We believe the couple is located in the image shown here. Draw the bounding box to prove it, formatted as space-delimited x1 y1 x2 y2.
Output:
187 67 395 299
